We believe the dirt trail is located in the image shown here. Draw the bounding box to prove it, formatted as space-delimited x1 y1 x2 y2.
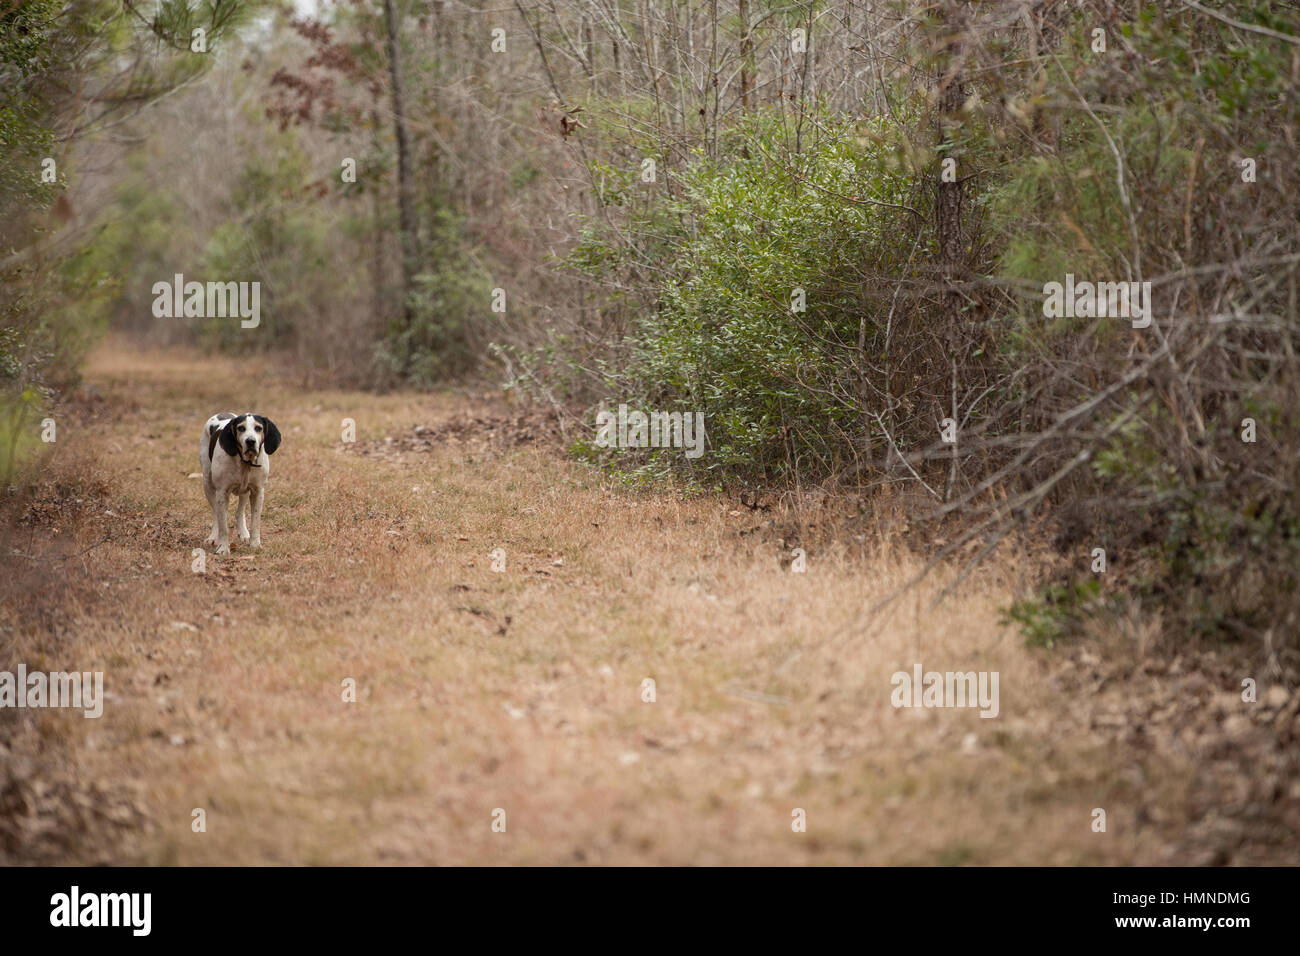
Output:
2 343 1296 865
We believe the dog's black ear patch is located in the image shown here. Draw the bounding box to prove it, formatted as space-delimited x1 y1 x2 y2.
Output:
217 417 242 457
257 416 281 456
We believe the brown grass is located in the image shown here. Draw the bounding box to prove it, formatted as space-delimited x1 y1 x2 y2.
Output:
1 341 1296 865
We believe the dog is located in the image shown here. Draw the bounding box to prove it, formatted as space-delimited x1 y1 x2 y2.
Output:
199 412 281 554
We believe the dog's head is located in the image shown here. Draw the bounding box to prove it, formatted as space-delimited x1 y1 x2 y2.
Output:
218 413 281 465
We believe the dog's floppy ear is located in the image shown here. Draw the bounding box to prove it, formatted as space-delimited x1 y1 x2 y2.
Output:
257 415 281 456
217 417 241 457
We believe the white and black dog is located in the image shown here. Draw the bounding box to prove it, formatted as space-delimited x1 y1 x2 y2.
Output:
199 412 281 554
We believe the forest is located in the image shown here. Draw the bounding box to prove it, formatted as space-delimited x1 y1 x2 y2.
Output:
2 1 1298 867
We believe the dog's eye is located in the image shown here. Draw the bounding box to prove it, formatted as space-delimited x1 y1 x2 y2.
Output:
238 425 246 432
255 425 263 432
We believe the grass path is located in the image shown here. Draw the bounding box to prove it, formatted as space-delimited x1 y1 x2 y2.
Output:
2 342 1295 865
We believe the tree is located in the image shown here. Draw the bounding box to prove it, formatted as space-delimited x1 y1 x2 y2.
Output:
0 0 262 483
380 0 419 351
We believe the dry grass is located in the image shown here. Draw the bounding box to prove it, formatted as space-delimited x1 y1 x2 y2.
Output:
1 341 1296 865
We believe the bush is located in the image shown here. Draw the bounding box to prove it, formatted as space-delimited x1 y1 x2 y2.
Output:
566 108 922 480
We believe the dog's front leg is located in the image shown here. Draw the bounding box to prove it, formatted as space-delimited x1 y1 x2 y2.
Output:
204 483 220 547
235 491 250 543
213 490 231 555
249 485 263 550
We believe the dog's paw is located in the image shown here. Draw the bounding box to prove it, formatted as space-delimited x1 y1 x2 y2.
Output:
250 538 262 550
238 531 251 543
204 534 217 547
215 542 231 555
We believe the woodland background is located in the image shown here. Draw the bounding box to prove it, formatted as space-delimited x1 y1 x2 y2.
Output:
3 0 1299 656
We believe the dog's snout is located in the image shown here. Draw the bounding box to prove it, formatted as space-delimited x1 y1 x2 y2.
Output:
245 436 257 447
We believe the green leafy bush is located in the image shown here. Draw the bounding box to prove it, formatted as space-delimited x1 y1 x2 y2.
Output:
568 109 921 480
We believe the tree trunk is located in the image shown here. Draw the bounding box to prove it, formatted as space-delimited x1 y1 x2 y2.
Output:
934 3 965 280
739 0 753 111
381 0 419 345
935 76 964 273
369 107 387 337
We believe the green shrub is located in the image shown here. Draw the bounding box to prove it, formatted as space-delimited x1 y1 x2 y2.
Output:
567 108 921 480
